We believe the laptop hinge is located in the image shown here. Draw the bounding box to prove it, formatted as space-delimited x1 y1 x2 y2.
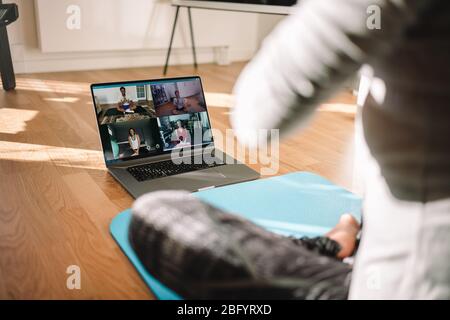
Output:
108 146 216 169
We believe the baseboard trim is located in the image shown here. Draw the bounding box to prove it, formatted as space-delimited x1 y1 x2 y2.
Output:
13 47 254 74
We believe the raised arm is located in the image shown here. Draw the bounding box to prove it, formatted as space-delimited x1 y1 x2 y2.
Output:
231 0 429 147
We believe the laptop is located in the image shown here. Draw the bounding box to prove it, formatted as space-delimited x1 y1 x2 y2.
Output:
91 76 260 198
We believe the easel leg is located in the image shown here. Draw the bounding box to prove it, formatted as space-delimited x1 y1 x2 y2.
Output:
163 5 180 76
187 7 198 70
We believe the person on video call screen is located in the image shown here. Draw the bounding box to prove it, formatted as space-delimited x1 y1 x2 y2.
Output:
117 86 136 113
128 128 141 156
171 120 191 147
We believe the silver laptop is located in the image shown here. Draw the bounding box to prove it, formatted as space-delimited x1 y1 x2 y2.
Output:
91 76 259 198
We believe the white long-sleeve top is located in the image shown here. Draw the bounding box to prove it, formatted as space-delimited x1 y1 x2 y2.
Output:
232 0 450 202
232 0 450 299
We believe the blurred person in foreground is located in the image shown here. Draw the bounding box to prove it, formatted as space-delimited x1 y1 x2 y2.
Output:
129 0 450 299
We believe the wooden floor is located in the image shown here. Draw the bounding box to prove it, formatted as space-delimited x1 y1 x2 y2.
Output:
0 62 357 299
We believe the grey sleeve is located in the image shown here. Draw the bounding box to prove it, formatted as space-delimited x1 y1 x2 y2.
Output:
231 0 425 147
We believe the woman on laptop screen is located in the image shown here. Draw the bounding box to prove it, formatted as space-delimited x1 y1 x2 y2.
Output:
128 128 141 156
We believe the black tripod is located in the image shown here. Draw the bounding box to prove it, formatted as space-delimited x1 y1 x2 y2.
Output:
163 5 197 76
0 1 19 91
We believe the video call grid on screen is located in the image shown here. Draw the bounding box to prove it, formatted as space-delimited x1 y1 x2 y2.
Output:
91 77 214 164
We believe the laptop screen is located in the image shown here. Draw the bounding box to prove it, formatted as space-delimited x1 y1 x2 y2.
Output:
91 76 214 165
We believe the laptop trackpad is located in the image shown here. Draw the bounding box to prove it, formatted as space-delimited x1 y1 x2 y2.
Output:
168 168 227 188
135 167 226 192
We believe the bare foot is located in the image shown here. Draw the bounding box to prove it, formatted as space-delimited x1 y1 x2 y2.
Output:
326 214 360 259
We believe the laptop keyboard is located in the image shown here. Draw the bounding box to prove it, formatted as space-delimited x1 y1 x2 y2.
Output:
127 159 225 182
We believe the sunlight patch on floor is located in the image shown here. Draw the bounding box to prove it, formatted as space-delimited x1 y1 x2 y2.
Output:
15 78 90 95
319 103 357 114
0 141 105 170
44 97 80 103
0 108 39 134
204 92 234 108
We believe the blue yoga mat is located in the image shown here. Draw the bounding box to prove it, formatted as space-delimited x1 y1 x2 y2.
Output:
110 171 362 300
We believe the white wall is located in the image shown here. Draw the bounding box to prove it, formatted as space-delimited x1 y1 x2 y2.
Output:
161 83 177 99
5 0 262 74
256 14 284 51
177 79 201 97
162 79 200 98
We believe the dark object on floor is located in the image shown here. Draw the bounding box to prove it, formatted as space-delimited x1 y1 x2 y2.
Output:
0 1 18 91
129 191 352 299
